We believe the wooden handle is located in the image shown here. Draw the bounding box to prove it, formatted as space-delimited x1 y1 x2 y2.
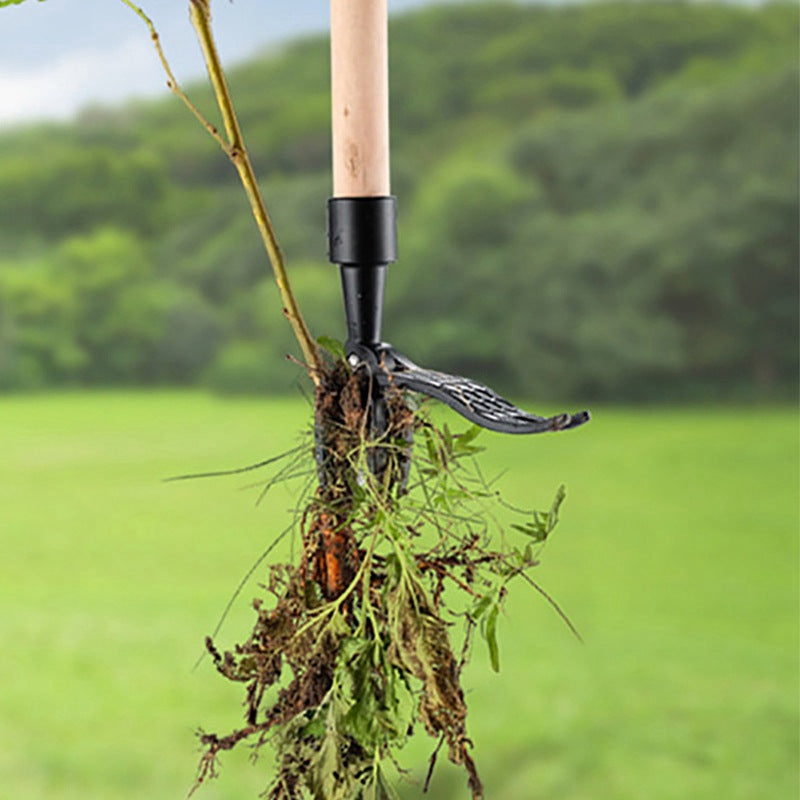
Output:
330 0 390 197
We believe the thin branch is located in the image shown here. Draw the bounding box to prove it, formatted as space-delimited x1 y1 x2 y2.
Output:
516 571 584 644
163 445 305 482
119 1 227 150
188 0 322 379
192 518 296 672
121 0 322 382
423 735 445 793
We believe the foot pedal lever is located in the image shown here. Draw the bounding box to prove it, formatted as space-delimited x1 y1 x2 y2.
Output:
349 343 590 436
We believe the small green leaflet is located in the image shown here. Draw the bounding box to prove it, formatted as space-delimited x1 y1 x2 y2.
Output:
485 603 500 672
453 424 483 455
364 763 402 800
0 0 46 6
511 483 566 542
469 591 503 673
317 335 347 360
470 593 493 620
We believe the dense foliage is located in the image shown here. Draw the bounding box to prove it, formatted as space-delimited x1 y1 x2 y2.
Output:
0 1 796 400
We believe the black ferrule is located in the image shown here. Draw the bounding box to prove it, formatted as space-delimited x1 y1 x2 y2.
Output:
327 196 397 265
328 197 397 349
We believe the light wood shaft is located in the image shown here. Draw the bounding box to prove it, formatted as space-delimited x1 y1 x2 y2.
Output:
330 0 390 197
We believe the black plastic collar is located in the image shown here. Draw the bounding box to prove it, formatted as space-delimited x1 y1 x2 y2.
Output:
327 196 397 266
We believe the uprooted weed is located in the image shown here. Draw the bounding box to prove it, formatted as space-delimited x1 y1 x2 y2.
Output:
192 357 575 799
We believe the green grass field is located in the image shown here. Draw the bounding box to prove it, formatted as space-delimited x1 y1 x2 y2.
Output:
1 393 797 800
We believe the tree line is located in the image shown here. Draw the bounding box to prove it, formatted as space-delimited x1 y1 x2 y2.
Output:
0 1 796 400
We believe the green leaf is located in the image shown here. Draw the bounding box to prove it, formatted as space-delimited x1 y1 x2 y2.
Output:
510 519 548 542
454 424 483 452
469 593 493 621
485 604 500 672
0 0 45 6
548 483 566 530
442 423 454 455
511 484 568 542
384 553 402 588
301 712 325 739
366 763 402 800
316 335 346 360
423 428 440 469
523 542 534 563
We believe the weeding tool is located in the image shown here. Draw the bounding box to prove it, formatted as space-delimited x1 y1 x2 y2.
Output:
327 0 589 437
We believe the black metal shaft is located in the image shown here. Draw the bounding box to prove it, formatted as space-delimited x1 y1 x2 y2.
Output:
328 196 397 351
339 264 386 347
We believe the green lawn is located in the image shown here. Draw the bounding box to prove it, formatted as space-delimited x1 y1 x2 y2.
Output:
1 393 797 800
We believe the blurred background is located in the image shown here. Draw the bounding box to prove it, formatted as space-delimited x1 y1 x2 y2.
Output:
0 0 796 400
0 1 797 799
